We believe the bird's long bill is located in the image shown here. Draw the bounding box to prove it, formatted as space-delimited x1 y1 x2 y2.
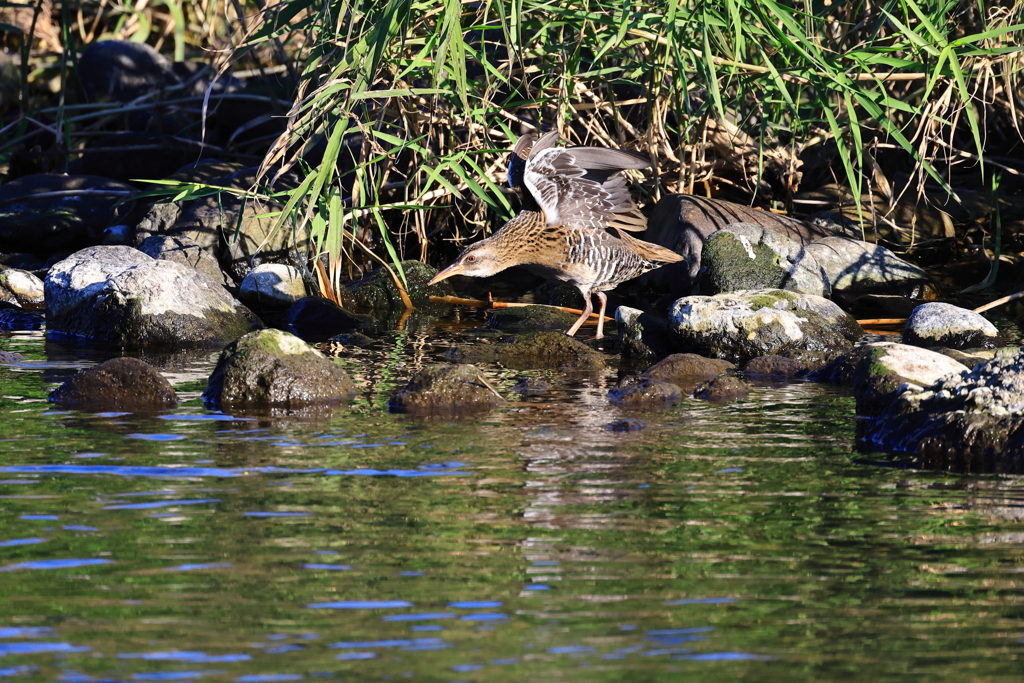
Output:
427 262 464 286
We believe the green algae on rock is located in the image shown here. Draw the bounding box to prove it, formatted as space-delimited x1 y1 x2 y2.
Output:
445 331 606 370
389 363 503 414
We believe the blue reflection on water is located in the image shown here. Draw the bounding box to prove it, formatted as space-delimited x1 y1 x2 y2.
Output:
447 601 501 609
118 652 251 663
127 434 187 441
330 638 445 649
458 613 507 621
105 499 220 510
235 675 303 682
663 598 736 605
335 653 375 660
0 558 112 572
307 601 412 609
381 613 455 622
0 538 45 547
164 563 234 572
302 564 352 571
0 642 90 656
0 627 55 638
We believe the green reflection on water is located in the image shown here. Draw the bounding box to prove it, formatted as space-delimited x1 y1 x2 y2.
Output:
0 329 1022 683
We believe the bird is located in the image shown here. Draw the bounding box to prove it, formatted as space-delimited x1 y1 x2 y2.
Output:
428 130 683 339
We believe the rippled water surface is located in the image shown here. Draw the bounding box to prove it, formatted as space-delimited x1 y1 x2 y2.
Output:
1 322 1022 683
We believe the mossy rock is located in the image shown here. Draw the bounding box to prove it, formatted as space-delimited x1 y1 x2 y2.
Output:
49 357 177 412
346 260 455 312
446 331 606 370
486 305 578 333
694 374 751 402
608 377 683 407
704 232 787 293
203 329 355 408
389 363 503 414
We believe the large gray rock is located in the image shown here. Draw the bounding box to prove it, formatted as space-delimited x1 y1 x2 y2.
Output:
804 236 937 300
902 302 999 350
669 289 861 362
202 329 355 408
0 175 137 252
863 349 1024 472
49 357 177 411
0 267 44 310
640 195 832 296
45 246 262 348
389 364 503 414
701 223 829 297
816 342 969 417
138 234 231 287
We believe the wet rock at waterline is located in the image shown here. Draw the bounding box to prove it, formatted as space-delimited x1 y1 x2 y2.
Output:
605 418 647 432
347 260 455 312
639 352 734 393
862 349 1024 473
389 364 503 414
0 349 23 362
285 297 374 343
446 331 606 370
608 377 683 407
0 267 44 310
640 194 832 297
202 329 355 409
616 306 674 360
669 289 861 363
44 245 262 348
0 308 44 331
744 355 808 379
511 377 552 396
486 305 577 333
49 357 177 411
701 223 829 297
804 236 937 301
902 302 999 350
0 175 137 252
694 374 751 402
138 234 232 288
815 342 969 418
239 264 307 310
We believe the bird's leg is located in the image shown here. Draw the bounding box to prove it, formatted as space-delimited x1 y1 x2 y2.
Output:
565 289 594 337
594 292 609 340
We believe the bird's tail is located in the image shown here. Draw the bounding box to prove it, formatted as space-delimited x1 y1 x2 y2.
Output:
613 229 684 264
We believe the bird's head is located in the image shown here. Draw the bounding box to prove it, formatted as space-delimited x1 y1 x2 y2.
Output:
428 242 504 284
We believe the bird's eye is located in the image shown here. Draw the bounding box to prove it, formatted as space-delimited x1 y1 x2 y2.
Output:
465 255 477 263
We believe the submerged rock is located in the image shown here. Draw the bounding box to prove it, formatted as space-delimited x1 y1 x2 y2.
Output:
347 260 454 312
239 264 307 310
743 355 808 378
45 246 261 348
701 223 828 297
605 418 647 432
693 374 750 402
862 349 1024 473
608 377 683 407
0 267 44 310
511 377 552 396
902 302 998 350
669 289 861 363
640 352 734 393
203 329 355 408
446 331 606 370
487 305 577 333
389 363 503 414
49 357 177 411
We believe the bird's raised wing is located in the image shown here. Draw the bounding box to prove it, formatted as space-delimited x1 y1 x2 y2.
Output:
523 136 650 233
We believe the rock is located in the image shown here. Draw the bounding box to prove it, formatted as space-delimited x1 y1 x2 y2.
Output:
45 245 262 348
0 175 137 252
605 418 647 432
0 349 23 362
693 374 751 402
132 161 244 247
816 342 969 417
446 331 606 370
322 332 376 349
49 357 177 411
69 132 213 187
511 377 551 395
744 355 807 378
804 236 937 300
641 352 734 392
0 267 44 310
239 264 307 310
640 194 832 296
902 302 999 350
486 305 577 333
285 296 373 343
138 234 231 287
615 306 674 360
0 309 44 330
701 223 829 297
168 167 306 284
78 40 179 102
862 349 1024 472
389 363 503 414
347 260 455 312
202 329 355 408
669 289 862 362
608 377 683 407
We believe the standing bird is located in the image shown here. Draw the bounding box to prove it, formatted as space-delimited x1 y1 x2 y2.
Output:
428 131 683 339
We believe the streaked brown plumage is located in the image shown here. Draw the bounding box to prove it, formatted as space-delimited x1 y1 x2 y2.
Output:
429 131 682 339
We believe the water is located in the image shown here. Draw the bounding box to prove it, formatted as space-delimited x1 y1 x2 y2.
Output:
1 324 1023 682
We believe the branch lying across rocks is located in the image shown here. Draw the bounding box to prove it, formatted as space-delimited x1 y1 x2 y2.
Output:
428 296 614 323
